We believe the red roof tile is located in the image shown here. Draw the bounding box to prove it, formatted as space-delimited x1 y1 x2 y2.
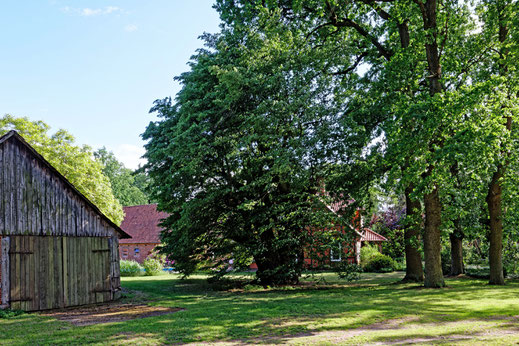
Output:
119 204 168 244
360 228 388 242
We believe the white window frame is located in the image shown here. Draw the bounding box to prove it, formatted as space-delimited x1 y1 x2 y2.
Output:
330 244 342 262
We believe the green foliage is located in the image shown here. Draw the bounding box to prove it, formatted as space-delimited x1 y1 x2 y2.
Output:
94 147 150 206
143 19 347 286
120 260 143 277
465 239 488 267
215 0 519 288
360 244 395 273
362 254 396 273
360 245 381 265
503 240 519 276
0 309 24 319
334 262 362 281
0 115 124 224
142 257 163 276
441 246 452 275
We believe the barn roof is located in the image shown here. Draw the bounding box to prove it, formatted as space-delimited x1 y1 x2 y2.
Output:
0 130 131 239
119 204 168 244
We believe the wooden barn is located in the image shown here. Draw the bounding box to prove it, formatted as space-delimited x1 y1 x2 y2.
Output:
0 130 131 311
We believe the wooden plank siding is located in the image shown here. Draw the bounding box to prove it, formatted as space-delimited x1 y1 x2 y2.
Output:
0 131 129 311
7 236 112 311
0 139 121 239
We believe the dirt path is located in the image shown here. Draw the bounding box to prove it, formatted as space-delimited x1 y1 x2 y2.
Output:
40 303 184 326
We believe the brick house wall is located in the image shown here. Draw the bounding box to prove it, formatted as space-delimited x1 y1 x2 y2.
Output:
119 204 168 264
119 243 158 264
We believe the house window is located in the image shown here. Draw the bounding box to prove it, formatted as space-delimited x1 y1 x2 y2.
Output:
122 248 128 258
134 248 140 257
330 244 342 262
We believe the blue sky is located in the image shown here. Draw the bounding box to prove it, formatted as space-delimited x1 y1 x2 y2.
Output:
0 1 221 169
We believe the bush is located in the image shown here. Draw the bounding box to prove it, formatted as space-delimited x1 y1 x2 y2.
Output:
142 257 163 276
360 244 381 264
120 260 143 277
0 309 24 319
362 253 396 273
335 262 362 281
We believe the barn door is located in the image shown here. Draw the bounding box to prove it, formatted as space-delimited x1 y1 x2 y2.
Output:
8 236 112 311
62 237 111 307
9 236 64 311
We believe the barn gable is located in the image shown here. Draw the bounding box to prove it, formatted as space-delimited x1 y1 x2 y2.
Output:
0 130 130 239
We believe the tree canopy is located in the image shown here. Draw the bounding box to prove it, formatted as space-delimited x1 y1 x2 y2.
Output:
94 147 151 207
143 22 361 284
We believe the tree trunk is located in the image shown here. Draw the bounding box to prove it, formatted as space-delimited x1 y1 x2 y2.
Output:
254 228 301 286
487 168 505 285
419 0 445 288
403 185 424 282
449 231 464 276
485 2 509 286
449 164 464 276
423 186 445 287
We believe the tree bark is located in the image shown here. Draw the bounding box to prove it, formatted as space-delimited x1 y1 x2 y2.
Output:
449 230 464 276
403 184 424 282
487 168 505 285
423 186 445 287
449 164 464 276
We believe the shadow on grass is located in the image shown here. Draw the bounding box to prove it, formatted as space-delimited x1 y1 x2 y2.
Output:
1 274 519 344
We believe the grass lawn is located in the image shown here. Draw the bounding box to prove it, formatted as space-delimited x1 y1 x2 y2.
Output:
1 272 519 344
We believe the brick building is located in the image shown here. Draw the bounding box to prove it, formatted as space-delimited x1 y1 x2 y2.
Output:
119 204 168 263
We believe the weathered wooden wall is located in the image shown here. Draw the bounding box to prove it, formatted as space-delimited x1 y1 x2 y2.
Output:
0 139 118 238
7 236 114 311
0 133 124 310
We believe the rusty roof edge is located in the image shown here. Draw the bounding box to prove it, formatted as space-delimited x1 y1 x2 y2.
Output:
0 130 131 239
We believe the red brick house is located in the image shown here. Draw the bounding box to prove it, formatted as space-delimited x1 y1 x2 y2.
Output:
119 204 168 263
250 207 387 270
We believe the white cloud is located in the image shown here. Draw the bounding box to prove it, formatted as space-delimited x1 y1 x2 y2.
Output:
61 6 123 17
124 24 138 32
112 144 146 170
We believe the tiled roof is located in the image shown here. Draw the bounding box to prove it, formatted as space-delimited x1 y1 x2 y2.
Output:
119 204 168 244
360 228 388 242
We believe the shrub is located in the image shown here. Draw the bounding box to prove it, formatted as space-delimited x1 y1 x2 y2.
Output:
120 260 143 277
142 257 163 276
335 262 362 281
362 253 396 273
0 309 24 319
360 244 381 264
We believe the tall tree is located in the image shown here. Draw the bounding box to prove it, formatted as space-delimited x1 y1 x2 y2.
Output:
94 147 150 206
0 114 124 224
143 26 348 285
482 0 518 285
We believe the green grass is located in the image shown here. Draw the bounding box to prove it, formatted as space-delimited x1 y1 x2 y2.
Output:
1 272 519 344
